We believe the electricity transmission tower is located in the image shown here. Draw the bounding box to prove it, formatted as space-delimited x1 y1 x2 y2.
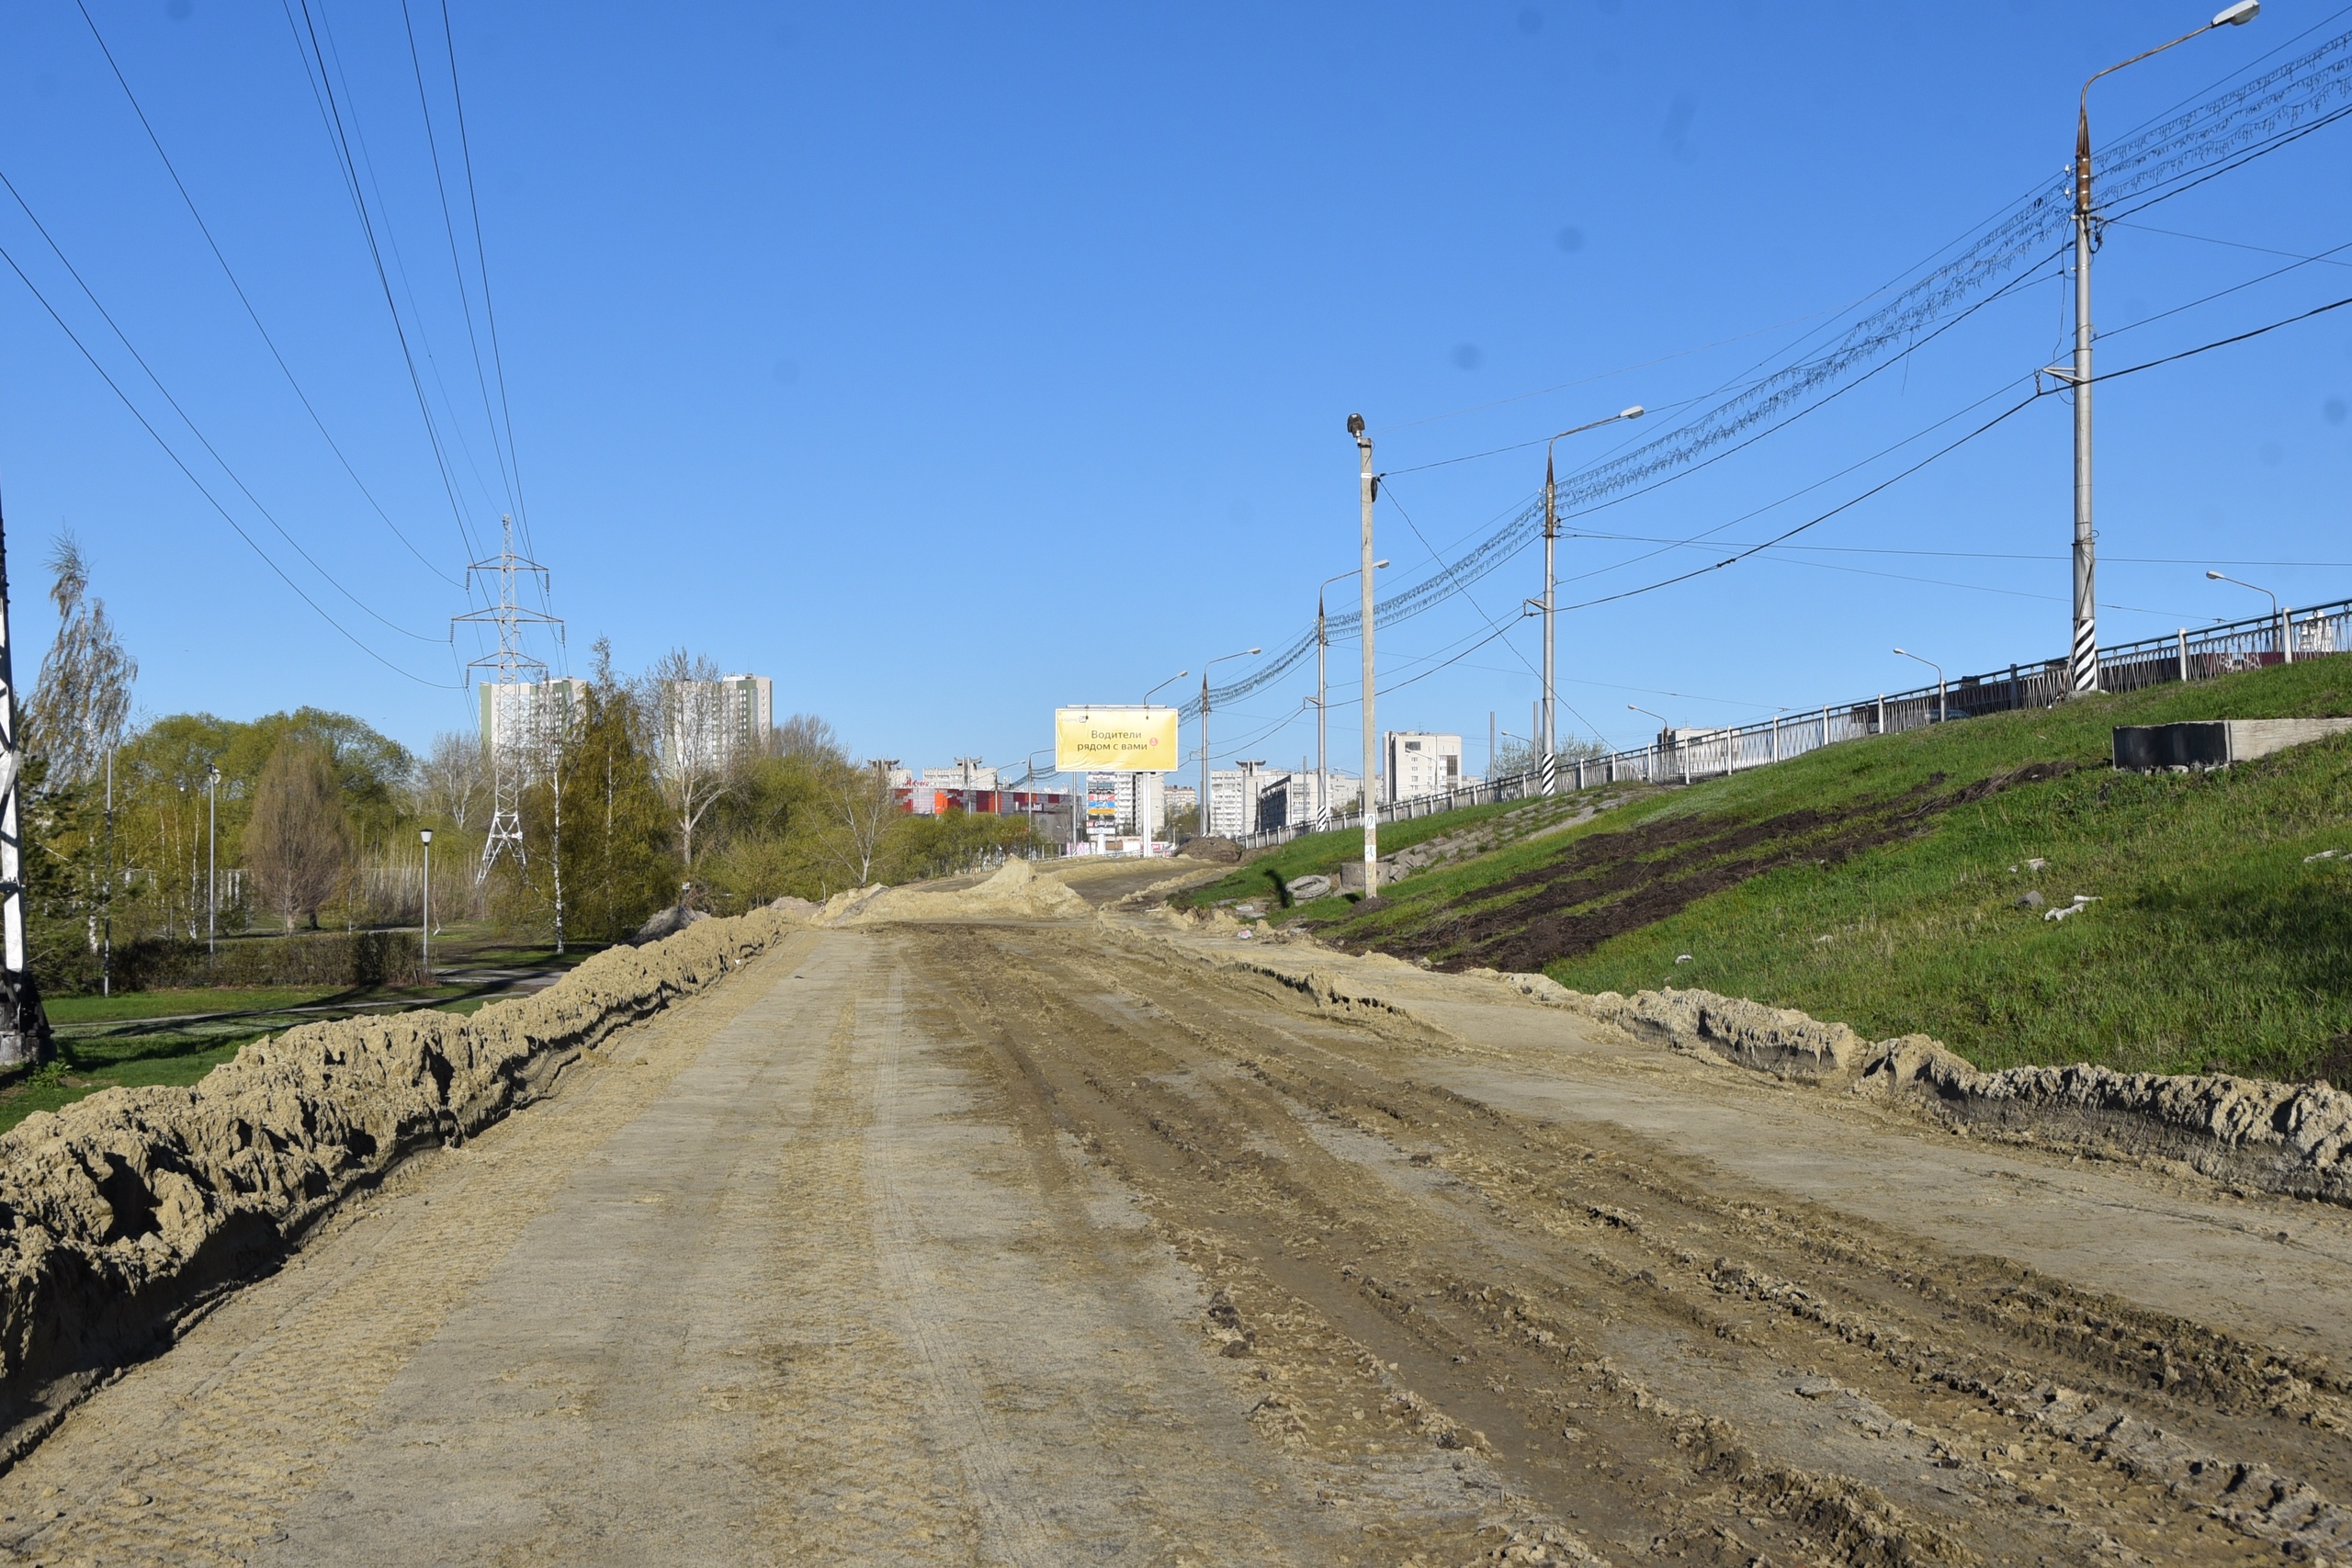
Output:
453 515 562 884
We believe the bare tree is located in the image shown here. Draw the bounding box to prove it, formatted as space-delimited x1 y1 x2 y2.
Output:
415 732 487 831
772 712 844 764
247 741 352 931
647 649 734 869
26 529 137 787
824 760 897 888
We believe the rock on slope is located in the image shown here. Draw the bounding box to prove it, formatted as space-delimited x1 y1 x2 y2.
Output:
0 904 808 1462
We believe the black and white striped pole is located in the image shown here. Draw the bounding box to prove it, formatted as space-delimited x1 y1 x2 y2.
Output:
2062 2 2260 696
0 506 51 1068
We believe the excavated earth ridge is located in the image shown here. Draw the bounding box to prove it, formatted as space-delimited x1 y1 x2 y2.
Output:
0 905 807 1464
1146 913 2352 1211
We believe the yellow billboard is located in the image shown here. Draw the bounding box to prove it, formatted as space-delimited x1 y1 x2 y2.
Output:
1056 705 1179 773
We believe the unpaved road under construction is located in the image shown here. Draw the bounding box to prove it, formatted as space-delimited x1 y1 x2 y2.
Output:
6 903 2352 1565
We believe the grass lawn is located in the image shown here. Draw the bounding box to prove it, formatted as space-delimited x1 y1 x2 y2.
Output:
1296 659 2352 1082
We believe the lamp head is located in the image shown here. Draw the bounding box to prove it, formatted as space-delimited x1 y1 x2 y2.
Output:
1620 405 1645 420
1247 647 1261 655
2211 0 2258 25
1374 558 1390 569
2206 570 2226 580
1345 412 1366 437
419 829 434 846
1893 647 1907 656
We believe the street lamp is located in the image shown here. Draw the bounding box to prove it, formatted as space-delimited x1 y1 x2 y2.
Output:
1129 671 1187 852
1314 561 1388 831
1143 669 1188 703
1893 647 1948 723
1197 646 1260 841
1538 405 1645 791
205 763 220 957
418 829 435 985
2207 569 2290 662
1629 704 1671 784
1349 412 1382 896
2059 2 2259 696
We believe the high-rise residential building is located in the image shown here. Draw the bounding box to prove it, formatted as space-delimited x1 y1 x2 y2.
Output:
664 673 774 771
1383 731 1464 804
478 677 589 759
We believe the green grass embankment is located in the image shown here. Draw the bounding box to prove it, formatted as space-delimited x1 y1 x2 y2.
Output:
1290 660 2352 1081
1176 797 1564 908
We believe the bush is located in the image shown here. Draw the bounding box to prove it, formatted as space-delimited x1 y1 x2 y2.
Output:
38 930 426 996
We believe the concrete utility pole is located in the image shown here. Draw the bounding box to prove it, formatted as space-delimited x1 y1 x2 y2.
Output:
1316 562 1384 834
1350 413 1379 897
2061 2 2258 694
1198 647 1260 840
0 509 49 1066
1538 406 1642 792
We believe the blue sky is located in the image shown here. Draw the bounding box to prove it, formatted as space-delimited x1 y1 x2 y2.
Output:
0 2 2346 782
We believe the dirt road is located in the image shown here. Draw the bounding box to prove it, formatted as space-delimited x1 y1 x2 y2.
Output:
3 908 2349 1565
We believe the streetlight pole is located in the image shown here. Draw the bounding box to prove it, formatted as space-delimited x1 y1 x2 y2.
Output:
1350 413 1380 895
1198 647 1259 840
1893 648 1947 724
101 749 113 998
206 764 220 956
1629 704 1670 784
2062 2 2259 696
1140 670 1187 852
419 829 435 984
1539 406 1644 791
1315 562 1385 833
2207 570 2290 662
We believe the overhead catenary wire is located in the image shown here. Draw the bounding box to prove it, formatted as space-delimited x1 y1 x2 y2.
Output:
1186 27 2352 719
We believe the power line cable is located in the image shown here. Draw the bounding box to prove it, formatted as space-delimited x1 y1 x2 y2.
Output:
0 239 457 687
282 0 482 564
398 0 519 528
71 0 460 589
0 167 443 643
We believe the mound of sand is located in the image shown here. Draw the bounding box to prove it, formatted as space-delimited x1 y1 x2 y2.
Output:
0 905 805 1458
831 858 1092 924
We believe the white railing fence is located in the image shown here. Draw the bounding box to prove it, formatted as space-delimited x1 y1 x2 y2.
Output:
1224 597 2351 853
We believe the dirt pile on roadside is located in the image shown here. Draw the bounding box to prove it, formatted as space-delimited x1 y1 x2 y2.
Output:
831 858 1091 924
0 906 803 1461
1555 980 2352 1204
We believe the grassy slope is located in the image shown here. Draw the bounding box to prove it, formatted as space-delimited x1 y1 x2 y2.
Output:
1306 659 2352 1080
1174 799 1536 908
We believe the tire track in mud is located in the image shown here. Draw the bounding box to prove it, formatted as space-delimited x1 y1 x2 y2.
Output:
910 922 2347 1566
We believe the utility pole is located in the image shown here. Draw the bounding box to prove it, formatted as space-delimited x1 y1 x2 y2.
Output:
1198 646 1260 841
206 763 220 956
453 515 561 884
0 506 50 1066
1537 407 1642 792
2061 4 2259 694
1350 413 1379 897
1316 591 1329 832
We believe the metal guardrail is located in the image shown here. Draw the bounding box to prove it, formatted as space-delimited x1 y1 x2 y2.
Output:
1227 597 2351 852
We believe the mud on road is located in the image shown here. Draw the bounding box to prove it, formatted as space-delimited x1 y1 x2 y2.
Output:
2 910 2349 1564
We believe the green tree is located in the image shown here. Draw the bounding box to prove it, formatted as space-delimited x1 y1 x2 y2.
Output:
246 742 352 931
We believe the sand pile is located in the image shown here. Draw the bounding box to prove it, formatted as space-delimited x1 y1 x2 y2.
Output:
0 906 804 1459
831 858 1091 924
